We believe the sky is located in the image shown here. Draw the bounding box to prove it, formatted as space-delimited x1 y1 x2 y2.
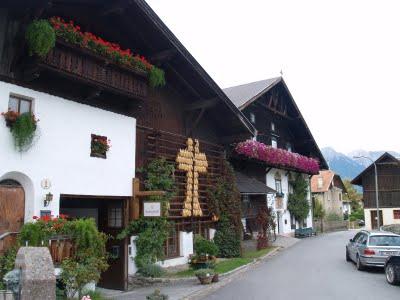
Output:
146 0 400 154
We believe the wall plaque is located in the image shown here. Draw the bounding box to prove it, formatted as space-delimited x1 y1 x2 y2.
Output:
143 202 161 217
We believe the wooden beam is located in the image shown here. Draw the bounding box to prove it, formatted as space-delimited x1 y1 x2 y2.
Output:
166 62 202 99
131 178 166 220
149 49 177 64
184 97 219 111
99 0 131 17
187 107 206 136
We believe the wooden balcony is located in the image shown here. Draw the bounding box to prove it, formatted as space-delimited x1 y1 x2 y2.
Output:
36 40 148 101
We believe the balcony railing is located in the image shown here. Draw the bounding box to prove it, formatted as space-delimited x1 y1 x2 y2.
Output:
39 41 148 100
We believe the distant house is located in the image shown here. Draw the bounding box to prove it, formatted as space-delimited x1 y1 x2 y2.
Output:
311 170 347 216
352 153 400 230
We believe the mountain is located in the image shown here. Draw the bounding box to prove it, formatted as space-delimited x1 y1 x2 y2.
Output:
347 150 400 168
321 147 365 180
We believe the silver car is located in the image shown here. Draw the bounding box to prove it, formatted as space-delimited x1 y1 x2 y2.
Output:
346 230 400 270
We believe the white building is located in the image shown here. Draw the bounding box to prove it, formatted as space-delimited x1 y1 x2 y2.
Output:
224 77 328 235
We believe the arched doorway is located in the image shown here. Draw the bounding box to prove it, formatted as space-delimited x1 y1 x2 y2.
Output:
0 179 25 235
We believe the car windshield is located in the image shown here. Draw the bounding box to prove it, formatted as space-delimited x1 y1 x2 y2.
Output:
369 235 400 246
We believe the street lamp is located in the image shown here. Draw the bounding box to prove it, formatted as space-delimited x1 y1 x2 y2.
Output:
353 156 380 229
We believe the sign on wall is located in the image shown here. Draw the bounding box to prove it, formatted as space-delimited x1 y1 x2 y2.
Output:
143 202 161 217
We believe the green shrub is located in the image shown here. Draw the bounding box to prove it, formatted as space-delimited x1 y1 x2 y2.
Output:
287 174 310 221
25 19 55 57
194 268 215 278
118 217 169 270
194 236 219 256
19 221 47 246
146 289 169 300
213 215 241 258
349 208 364 222
0 247 17 289
139 263 165 278
11 113 38 152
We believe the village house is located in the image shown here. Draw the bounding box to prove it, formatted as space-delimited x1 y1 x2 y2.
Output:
352 152 400 230
0 0 254 290
224 77 328 235
311 170 347 217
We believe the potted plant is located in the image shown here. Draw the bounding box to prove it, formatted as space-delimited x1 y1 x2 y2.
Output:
189 236 218 269
1 110 20 128
90 134 111 158
194 268 215 285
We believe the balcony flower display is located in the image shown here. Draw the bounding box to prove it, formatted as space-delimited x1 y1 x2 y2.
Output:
235 140 319 174
47 17 165 88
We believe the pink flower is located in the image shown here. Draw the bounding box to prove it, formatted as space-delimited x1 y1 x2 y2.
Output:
235 140 319 174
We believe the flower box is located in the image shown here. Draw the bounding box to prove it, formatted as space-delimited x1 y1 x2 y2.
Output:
235 140 320 174
90 134 111 159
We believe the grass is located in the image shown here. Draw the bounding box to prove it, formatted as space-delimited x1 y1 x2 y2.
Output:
170 246 277 278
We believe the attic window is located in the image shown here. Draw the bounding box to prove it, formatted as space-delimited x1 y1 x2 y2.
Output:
271 122 275 132
249 113 256 124
286 143 292 152
317 177 323 189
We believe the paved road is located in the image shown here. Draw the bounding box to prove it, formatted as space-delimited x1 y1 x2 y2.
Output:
205 231 400 300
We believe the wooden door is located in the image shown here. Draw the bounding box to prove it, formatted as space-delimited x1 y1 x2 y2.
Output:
98 201 127 290
370 210 383 229
0 185 25 234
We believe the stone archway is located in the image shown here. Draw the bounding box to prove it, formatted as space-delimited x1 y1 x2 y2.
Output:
0 179 25 235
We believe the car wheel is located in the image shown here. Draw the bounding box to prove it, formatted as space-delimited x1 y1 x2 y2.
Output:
386 263 400 285
356 255 365 271
346 248 351 262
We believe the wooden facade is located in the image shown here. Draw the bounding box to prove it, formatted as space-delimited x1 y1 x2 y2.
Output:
352 153 400 209
0 0 255 290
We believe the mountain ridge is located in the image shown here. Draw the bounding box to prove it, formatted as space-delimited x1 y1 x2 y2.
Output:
321 147 400 180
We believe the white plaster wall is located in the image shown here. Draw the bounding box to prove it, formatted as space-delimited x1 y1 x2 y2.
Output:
266 169 313 234
0 81 136 221
128 231 194 275
364 208 400 230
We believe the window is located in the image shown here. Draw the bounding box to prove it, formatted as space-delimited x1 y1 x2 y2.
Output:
91 134 110 159
108 206 122 228
317 177 323 189
249 113 256 124
275 179 282 194
9 95 32 114
271 137 277 148
271 122 275 132
286 143 292 152
40 210 51 218
394 210 400 219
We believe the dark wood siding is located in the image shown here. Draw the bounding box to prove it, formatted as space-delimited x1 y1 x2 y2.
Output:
362 165 400 208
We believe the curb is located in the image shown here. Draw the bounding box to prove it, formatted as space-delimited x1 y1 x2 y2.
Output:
181 246 282 300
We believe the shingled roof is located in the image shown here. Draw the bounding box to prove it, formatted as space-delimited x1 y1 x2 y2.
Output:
223 77 281 109
235 172 276 195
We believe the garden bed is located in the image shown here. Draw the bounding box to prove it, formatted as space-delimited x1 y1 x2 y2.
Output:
166 247 277 278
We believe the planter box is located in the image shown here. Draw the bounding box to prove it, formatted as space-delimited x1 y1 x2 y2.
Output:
39 40 148 101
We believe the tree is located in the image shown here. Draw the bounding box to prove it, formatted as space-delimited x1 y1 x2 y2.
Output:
343 179 362 210
287 174 310 223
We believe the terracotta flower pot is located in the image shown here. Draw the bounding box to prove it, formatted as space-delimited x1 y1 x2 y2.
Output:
212 273 219 283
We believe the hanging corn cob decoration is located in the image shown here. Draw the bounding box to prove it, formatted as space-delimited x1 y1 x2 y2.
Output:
176 138 208 217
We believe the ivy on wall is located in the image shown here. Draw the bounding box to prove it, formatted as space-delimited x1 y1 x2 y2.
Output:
208 161 242 257
287 174 310 223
